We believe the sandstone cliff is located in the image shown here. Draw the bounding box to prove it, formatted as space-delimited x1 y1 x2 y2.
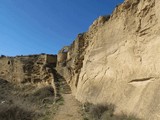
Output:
57 0 160 119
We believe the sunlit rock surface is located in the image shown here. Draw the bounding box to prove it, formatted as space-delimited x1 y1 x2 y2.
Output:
57 0 160 119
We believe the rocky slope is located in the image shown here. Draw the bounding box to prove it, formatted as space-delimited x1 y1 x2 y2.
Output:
0 54 58 96
57 0 160 119
0 54 59 120
0 54 56 85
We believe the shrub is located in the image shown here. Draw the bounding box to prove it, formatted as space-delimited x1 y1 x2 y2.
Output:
83 103 140 120
0 55 6 57
29 86 54 104
0 105 34 120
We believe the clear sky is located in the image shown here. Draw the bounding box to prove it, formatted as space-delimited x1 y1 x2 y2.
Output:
0 0 124 56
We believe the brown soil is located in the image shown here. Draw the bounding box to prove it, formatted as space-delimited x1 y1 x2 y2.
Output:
53 94 83 120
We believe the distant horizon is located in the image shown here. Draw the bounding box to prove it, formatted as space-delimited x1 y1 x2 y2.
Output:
0 53 57 57
0 0 124 56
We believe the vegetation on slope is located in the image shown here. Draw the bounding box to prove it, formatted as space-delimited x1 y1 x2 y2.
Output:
0 79 57 120
82 103 141 120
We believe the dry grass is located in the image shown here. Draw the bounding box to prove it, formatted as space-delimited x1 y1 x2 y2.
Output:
82 103 141 120
0 105 35 120
0 79 56 120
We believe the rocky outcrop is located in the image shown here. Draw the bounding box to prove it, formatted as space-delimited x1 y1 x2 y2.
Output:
57 0 160 119
0 54 57 86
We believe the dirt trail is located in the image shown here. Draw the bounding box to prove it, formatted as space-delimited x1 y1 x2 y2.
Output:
53 94 83 120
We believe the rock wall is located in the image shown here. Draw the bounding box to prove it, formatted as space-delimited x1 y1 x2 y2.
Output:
0 54 57 86
57 0 160 119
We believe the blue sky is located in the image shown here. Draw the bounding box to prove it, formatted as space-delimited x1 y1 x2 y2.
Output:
0 0 124 56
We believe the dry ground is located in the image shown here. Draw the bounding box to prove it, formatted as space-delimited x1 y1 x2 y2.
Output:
53 94 83 120
0 78 84 120
0 78 56 120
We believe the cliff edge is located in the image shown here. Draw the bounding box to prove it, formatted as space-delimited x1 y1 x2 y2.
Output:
57 0 160 119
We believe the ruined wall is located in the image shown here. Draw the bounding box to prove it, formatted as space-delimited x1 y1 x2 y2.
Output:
0 54 57 85
57 0 160 119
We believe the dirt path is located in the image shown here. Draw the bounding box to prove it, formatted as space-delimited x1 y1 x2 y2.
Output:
53 94 83 120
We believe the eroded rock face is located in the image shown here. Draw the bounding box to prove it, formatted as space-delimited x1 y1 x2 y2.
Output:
57 0 160 119
0 54 57 85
